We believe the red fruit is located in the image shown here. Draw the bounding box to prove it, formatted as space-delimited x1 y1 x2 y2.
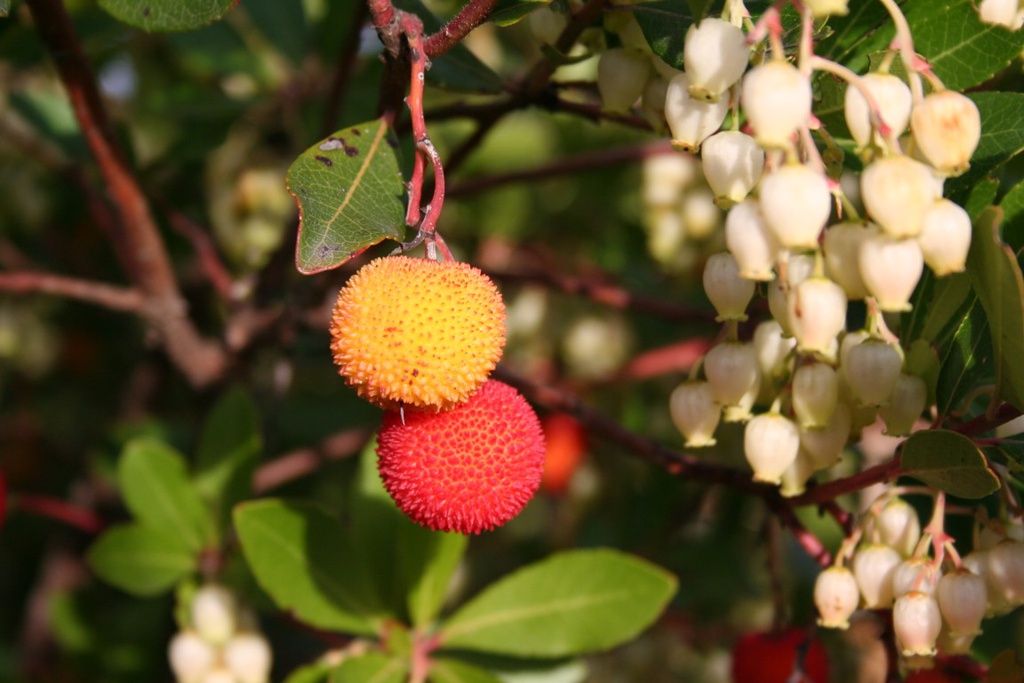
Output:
540 413 587 496
376 381 546 534
731 627 829 683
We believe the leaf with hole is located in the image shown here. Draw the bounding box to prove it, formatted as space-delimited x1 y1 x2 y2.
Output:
290 119 406 274
900 429 1000 499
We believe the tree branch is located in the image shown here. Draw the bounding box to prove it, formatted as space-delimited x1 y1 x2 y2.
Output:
253 428 373 493
25 0 226 387
0 272 145 312
423 0 499 57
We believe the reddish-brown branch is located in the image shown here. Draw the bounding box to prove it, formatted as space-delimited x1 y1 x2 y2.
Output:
423 0 499 57
552 97 654 131
25 0 226 387
448 141 675 198
253 428 373 493
14 494 105 534
771 500 833 567
367 0 402 56
323 1 370 136
0 272 145 312
952 402 1021 436
164 209 235 303
787 457 903 507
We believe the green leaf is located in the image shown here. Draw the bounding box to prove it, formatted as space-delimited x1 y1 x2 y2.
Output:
244 0 308 66
99 0 238 32
633 2 695 70
430 659 503 683
284 661 334 683
289 119 407 274
950 93 1024 201
87 524 196 596
349 441 404 615
936 301 993 417
998 177 1024 256
904 271 973 345
686 0 716 23
392 0 504 93
401 524 468 628
233 499 382 636
193 387 262 527
967 207 1024 410
329 652 408 683
118 438 213 552
900 429 1000 499
439 549 676 657
489 0 549 27
817 1 891 71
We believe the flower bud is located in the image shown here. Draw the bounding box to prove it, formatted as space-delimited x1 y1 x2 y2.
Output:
879 374 928 436
918 199 972 276
800 401 852 468
665 73 730 152
704 341 761 409
843 339 902 407
598 48 652 112
861 156 937 238
859 235 924 312
814 565 860 629
853 543 901 608
792 363 839 429
743 412 800 484
844 73 913 149
892 558 940 597
725 199 778 281
704 253 755 321
169 631 217 683
684 18 749 102
788 277 848 354
911 91 981 176
192 584 239 645
759 165 833 249
224 633 273 683
741 61 813 148
937 569 987 637
670 381 721 447
701 131 764 206
824 221 879 300
893 591 942 656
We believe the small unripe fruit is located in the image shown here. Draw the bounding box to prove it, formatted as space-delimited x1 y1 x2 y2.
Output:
861 156 937 238
853 543 901 608
824 221 878 300
683 18 748 102
893 591 942 657
191 584 239 645
725 199 778 280
376 381 545 534
792 363 839 429
759 165 832 249
330 256 506 412
859 235 924 312
788 277 848 354
700 131 764 206
169 631 218 683
843 339 902 407
597 48 652 112
703 252 755 321
741 61 813 148
911 91 981 176
937 569 987 637
223 633 273 683
669 381 721 447
844 73 912 149
665 73 730 152
918 199 972 276
814 566 860 629
874 498 922 558
879 374 928 436
743 412 800 484
800 402 851 468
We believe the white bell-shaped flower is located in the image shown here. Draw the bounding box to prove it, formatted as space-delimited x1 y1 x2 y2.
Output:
768 253 816 335
936 569 987 637
788 277 848 354
598 48 652 112
759 164 833 249
843 339 903 407
725 199 778 280
703 252 755 321
859 235 924 312
169 631 218 683
779 447 816 497
753 319 796 382
643 153 699 206
986 540 1024 607
879 374 928 436
665 72 730 152
814 565 860 629
743 412 801 484
800 401 851 469
224 633 273 683
824 221 879 300
681 185 722 240
792 363 839 429
918 199 972 276
683 18 749 102
669 381 722 447
853 543 902 608
191 584 239 645
844 72 913 149
978 0 1024 28
741 60 813 148
704 341 761 409
892 557 941 598
861 156 938 238
911 91 981 176
701 131 764 206
893 591 942 656
874 497 922 558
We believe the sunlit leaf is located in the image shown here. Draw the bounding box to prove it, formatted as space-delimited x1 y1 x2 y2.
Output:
900 429 1000 499
289 119 406 274
99 0 238 32
330 652 408 683
430 659 503 683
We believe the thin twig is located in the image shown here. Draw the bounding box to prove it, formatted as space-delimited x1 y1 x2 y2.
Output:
13 494 105 534
423 0 499 57
787 457 903 507
253 428 373 493
0 272 145 312
164 208 236 303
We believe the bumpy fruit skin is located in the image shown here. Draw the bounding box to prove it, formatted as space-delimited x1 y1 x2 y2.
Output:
731 627 829 683
376 380 546 534
330 256 506 412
